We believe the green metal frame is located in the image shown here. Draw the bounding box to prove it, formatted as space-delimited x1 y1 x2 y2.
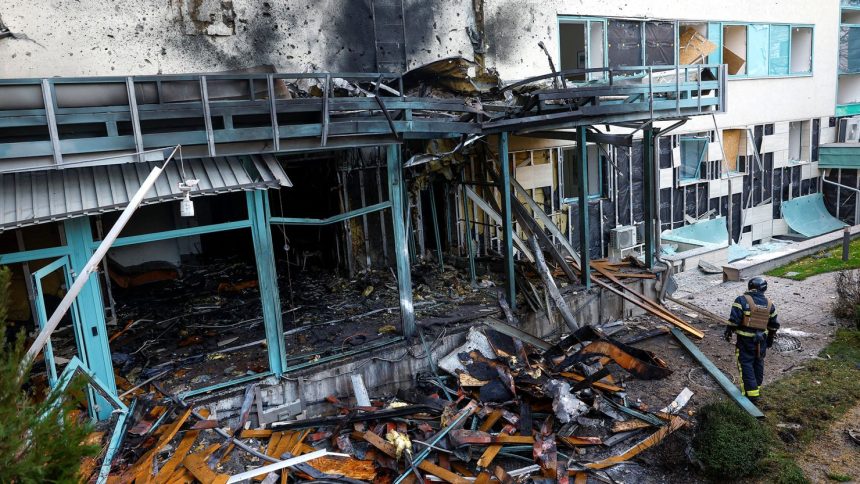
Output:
64 217 117 420
498 132 516 308
386 145 415 337
643 128 656 268
269 201 391 225
52 355 131 483
247 190 287 375
678 135 709 182
576 127 591 287
32 256 78 388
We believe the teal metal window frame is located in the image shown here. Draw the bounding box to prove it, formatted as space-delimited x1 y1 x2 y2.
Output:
556 15 814 80
678 135 709 183
719 22 815 79
560 144 604 204
557 16 609 79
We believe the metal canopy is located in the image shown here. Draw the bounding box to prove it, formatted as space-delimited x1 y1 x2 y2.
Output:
0 154 291 230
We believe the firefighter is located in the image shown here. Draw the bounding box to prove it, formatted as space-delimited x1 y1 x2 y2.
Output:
724 277 779 404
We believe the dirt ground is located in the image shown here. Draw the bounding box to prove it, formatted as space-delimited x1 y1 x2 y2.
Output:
601 269 852 483
797 403 860 482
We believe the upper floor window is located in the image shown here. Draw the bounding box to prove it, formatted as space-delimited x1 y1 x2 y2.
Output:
722 23 812 77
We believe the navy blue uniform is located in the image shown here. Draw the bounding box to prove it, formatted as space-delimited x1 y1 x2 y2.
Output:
725 291 779 399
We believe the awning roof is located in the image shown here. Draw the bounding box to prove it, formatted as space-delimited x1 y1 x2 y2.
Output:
0 154 291 230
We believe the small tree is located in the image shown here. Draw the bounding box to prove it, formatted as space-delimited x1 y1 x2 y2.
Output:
0 267 100 482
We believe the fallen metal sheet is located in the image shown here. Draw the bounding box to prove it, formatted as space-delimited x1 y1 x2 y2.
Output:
781 193 847 237
671 328 764 418
226 449 341 483
577 340 672 380
584 416 687 470
660 387 694 414
270 404 444 431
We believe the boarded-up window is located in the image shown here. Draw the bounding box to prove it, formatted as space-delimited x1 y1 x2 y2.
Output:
723 25 747 75
722 129 744 173
678 25 716 65
608 20 642 68
644 21 675 66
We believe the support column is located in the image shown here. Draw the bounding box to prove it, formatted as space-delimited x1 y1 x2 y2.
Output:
643 128 656 268
247 190 286 375
498 132 516 309
576 127 591 288
387 145 415 337
63 217 116 420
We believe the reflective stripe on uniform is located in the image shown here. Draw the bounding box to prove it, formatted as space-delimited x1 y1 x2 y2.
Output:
735 348 745 395
732 302 744 310
746 388 760 397
735 330 758 337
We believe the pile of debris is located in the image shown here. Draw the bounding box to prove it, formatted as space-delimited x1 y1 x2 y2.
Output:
93 318 697 483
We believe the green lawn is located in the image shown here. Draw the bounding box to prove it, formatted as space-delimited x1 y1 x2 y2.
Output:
767 237 860 280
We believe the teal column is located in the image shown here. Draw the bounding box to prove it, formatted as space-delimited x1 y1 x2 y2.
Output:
643 128 656 269
387 145 415 337
63 217 116 420
576 127 591 288
498 132 516 309
247 190 286 374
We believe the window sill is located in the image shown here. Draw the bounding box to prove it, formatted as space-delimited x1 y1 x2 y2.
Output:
727 73 813 80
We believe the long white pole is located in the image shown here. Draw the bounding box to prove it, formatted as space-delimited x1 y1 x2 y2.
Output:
25 147 179 361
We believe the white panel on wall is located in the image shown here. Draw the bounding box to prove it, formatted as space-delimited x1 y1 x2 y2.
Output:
672 145 681 168
774 121 790 134
773 149 789 168
809 161 820 179
760 132 789 153
708 142 723 161
709 179 724 197
515 163 553 190
801 163 812 179
752 221 773 241
772 218 789 236
660 168 674 189
820 126 837 144
745 204 773 226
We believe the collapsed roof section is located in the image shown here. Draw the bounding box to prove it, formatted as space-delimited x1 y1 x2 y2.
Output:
0 58 727 173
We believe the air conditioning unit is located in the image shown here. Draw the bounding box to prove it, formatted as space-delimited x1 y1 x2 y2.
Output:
838 117 860 143
610 225 637 250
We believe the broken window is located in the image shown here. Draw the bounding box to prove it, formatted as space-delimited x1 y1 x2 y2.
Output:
561 145 602 201
678 23 713 65
790 27 813 74
559 19 607 81
723 25 747 75
789 120 811 162
721 129 747 174
679 136 708 182
644 21 675 66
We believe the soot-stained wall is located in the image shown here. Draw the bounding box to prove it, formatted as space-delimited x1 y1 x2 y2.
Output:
0 0 476 77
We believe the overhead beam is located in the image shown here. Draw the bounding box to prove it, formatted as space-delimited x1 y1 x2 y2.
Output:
519 130 633 147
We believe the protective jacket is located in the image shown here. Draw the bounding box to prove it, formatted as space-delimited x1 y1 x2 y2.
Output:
726 290 779 399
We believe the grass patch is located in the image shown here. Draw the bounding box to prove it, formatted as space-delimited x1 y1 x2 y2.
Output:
693 401 769 480
825 471 853 482
758 328 860 482
766 237 860 280
694 329 860 482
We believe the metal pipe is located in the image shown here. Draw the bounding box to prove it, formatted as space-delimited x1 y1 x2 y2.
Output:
26 146 180 361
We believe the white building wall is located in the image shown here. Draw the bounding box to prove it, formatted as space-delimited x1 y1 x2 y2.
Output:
482 0 839 132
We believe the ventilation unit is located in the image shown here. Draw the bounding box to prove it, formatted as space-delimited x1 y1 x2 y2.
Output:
838 117 860 143
609 225 637 250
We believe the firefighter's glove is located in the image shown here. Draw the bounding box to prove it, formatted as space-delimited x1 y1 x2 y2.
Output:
766 331 776 349
723 326 733 342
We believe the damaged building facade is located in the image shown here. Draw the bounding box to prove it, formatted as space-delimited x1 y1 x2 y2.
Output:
0 0 855 480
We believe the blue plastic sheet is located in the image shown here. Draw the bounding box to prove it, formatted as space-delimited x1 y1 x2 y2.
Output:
661 216 729 246
781 193 847 237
